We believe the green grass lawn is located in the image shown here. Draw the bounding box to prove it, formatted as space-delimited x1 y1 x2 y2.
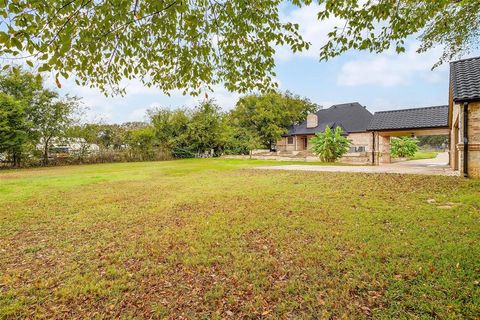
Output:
408 151 439 160
1 159 479 319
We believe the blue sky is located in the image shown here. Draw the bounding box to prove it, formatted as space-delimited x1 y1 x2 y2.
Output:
56 3 458 123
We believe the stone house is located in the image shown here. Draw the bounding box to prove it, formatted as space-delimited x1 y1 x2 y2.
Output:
276 102 374 163
448 57 480 178
275 56 480 177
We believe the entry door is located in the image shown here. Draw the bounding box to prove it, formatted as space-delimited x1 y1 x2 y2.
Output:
303 137 308 150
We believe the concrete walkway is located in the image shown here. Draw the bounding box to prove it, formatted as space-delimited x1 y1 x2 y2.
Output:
254 152 459 176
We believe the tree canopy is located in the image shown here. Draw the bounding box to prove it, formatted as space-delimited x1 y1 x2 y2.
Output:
0 0 307 95
0 93 29 166
0 1 477 94
317 0 480 68
231 91 318 150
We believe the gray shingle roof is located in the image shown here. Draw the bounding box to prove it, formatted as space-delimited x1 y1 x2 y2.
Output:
450 56 480 102
367 105 449 131
285 102 373 136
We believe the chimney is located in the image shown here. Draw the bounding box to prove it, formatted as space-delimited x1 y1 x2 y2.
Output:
306 113 318 128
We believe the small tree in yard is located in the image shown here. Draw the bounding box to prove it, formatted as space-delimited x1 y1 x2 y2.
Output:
311 127 350 162
30 91 80 165
391 137 419 158
127 126 157 161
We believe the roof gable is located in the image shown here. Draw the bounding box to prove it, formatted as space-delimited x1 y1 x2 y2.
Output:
286 102 373 136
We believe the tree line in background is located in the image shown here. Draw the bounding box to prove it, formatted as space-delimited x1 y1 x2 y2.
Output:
0 69 318 168
0 68 80 167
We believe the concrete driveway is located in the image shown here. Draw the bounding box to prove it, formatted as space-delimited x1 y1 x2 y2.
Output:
388 151 449 167
254 152 458 176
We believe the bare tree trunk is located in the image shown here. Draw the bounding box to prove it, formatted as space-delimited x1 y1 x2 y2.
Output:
43 137 50 166
12 152 20 167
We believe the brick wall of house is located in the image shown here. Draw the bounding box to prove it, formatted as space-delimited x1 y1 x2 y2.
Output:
340 132 374 164
276 132 374 163
347 132 374 151
306 114 318 128
276 137 296 151
449 103 460 171
467 102 480 177
452 101 480 177
276 137 286 150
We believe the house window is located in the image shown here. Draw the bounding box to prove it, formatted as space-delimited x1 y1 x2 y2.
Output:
287 137 294 144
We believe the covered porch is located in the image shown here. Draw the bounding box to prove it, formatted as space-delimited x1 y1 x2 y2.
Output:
372 127 450 165
276 134 312 152
368 106 450 166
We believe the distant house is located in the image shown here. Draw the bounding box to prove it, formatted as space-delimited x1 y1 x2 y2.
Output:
276 102 374 162
37 138 100 158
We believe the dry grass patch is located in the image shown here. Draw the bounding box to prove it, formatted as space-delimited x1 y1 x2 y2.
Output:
0 159 479 318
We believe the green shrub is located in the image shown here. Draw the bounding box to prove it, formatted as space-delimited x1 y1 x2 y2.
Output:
391 137 419 158
310 127 350 162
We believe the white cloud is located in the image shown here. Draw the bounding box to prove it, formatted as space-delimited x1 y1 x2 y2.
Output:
54 79 173 123
184 84 241 111
204 76 283 110
56 77 244 123
125 106 150 122
336 43 447 87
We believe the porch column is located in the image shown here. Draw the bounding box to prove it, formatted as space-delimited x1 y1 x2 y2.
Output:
379 135 391 164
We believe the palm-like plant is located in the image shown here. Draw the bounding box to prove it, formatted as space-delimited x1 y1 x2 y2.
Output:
310 126 351 162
